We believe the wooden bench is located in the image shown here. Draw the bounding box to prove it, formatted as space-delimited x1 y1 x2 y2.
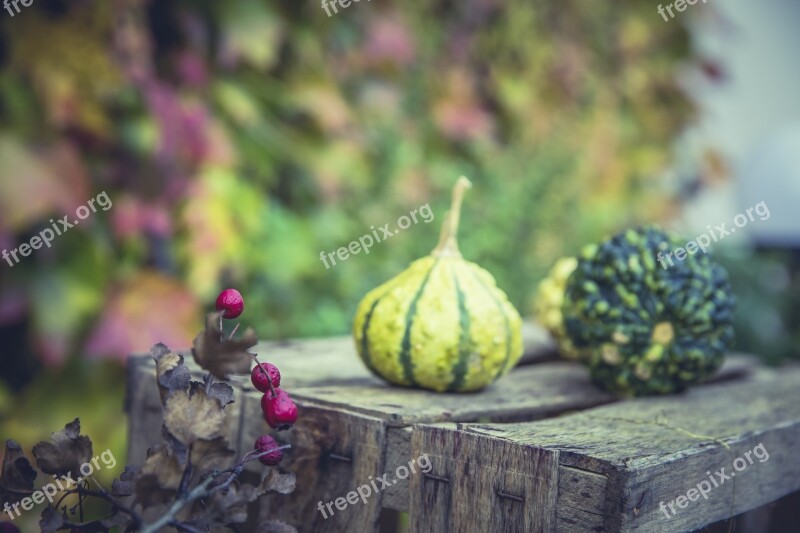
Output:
125 323 800 532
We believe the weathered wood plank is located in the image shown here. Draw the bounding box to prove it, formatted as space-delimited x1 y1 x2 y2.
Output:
256 402 388 533
287 361 616 427
269 354 753 428
409 423 560 532
382 427 413 511
556 465 608 533
447 365 800 532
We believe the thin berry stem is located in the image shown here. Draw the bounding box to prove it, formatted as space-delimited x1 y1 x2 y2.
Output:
253 355 277 395
218 310 225 340
229 322 240 339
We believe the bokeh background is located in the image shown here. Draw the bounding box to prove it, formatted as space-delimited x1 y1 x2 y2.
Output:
0 0 798 529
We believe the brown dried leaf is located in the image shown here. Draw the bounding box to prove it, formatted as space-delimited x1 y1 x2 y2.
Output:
190 437 235 475
259 469 296 495
192 312 257 379
111 465 140 497
163 387 226 446
161 425 189 465
197 376 235 407
32 419 92 477
0 440 37 505
153 343 191 404
134 444 182 508
203 484 250 525
195 470 296 525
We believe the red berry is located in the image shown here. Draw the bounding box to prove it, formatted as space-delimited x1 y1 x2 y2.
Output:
215 288 244 319
264 391 298 430
254 435 283 466
251 362 281 392
260 388 286 413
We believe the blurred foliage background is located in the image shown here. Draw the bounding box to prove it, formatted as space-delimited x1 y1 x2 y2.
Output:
0 1 797 528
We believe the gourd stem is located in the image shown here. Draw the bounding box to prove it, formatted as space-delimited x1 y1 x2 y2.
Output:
432 176 472 257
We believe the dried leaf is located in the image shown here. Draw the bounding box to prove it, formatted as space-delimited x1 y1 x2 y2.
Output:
192 312 257 379
193 469 296 525
153 344 191 403
259 469 296 496
208 382 235 406
0 440 37 505
190 437 235 474
203 484 250 524
32 419 92 477
193 377 234 407
134 444 182 508
111 465 140 497
39 507 63 533
164 387 226 446
161 425 189 466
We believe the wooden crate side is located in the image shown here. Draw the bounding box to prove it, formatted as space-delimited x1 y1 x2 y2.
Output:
410 424 560 533
255 401 388 533
383 426 414 511
556 465 608 533
454 366 800 532
616 420 800 532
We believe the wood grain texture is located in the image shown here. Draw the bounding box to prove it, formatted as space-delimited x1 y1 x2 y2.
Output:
453 365 800 532
257 402 388 533
382 427 413 511
556 465 608 533
287 361 617 427
410 423 560 533
265 354 753 429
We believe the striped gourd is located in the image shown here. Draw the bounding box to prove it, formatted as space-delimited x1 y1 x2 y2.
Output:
353 177 523 392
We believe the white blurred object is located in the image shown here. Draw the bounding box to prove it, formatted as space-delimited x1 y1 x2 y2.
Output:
739 125 800 246
677 0 800 246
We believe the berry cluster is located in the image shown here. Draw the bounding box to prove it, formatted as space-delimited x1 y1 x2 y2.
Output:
215 288 298 467
252 363 298 431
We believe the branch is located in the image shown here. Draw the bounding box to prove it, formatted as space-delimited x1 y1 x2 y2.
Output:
139 445 290 533
140 475 215 533
81 477 143 527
